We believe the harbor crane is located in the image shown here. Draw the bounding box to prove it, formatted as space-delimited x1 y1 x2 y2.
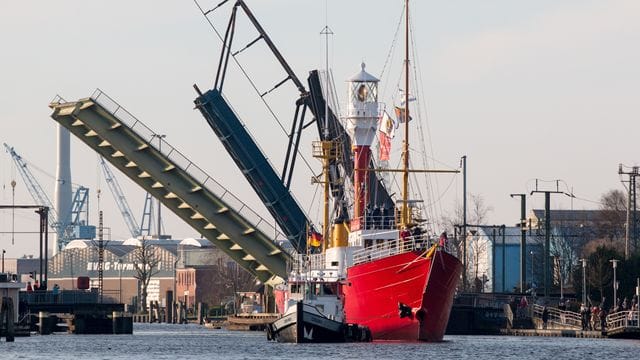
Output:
99 156 149 238
3 143 94 250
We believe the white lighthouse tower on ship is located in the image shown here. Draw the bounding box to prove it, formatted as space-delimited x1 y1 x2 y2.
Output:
345 62 379 231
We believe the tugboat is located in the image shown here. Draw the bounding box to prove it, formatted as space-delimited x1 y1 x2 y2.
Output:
267 270 371 343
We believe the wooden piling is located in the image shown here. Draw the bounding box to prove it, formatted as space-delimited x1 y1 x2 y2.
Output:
0 297 15 342
112 311 133 334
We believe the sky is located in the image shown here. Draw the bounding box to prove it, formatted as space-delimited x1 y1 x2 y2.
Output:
1 0 639 258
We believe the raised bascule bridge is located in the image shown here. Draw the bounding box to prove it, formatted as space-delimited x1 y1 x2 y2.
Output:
49 90 290 284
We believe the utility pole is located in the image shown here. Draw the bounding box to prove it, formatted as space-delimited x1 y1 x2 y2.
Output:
501 225 506 293
619 164 638 259
462 155 467 291
530 179 568 299
510 194 527 292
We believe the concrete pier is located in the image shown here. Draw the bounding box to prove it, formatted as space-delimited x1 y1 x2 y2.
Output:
501 328 606 338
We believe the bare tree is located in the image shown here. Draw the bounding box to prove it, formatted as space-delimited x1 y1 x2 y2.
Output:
440 193 493 255
586 245 620 305
469 194 493 226
466 230 489 291
597 189 626 244
214 258 257 313
132 239 160 313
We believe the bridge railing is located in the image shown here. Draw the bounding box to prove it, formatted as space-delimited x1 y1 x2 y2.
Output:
532 304 582 329
20 289 119 305
606 310 640 332
87 89 285 244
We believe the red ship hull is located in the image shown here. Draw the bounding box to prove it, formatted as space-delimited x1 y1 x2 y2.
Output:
343 249 462 341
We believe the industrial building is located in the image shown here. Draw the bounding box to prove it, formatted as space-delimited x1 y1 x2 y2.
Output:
47 237 240 311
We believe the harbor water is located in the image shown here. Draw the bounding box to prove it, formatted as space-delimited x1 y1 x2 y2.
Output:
2 323 639 359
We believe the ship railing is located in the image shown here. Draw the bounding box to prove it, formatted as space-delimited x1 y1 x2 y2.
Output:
606 310 639 332
351 214 396 230
88 89 285 244
288 253 327 274
352 235 431 265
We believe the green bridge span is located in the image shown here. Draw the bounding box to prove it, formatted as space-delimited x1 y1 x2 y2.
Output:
49 89 290 284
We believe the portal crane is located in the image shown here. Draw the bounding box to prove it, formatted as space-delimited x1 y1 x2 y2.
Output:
4 143 93 250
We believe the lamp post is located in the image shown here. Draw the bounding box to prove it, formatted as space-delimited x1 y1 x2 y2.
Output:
173 250 181 323
610 259 619 309
1 249 5 273
510 193 527 293
530 251 534 288
580 258 587 305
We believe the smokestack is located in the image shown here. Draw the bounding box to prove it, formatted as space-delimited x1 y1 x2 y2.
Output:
54 124 72 255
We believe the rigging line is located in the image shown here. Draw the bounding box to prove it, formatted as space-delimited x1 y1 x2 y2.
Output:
408 14 442 226
378 2 405 94
306 182 321 225
422 172 457 212
193 0 315 174
19 157 84 188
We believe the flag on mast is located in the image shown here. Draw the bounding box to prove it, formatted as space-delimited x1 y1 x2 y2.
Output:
379 131 391 161
395 88 415 123
394 106 412 123
378 111 396 138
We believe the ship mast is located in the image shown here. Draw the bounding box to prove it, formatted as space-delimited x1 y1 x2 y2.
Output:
400 0 410 227
318 12 334 251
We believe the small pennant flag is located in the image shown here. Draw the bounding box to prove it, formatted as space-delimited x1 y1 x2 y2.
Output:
394 106 412 123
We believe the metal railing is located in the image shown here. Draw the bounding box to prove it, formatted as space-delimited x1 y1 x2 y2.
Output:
289 253 327 275
352 236 433 265
350 214 396 230
532 304 582 329
455 293 522 309
81 89 285 244
20 289 119 305
606 310 640 332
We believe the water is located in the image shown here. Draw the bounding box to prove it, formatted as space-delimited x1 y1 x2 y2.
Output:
2 324 639 360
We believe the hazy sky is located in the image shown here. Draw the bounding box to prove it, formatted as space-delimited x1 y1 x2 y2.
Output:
1 0 639 258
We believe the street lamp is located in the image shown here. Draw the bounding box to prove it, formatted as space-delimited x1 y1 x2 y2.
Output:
173 250 181 323
580 258 587 305
610 259 619 309
1 249 5 273
530 251 534 289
